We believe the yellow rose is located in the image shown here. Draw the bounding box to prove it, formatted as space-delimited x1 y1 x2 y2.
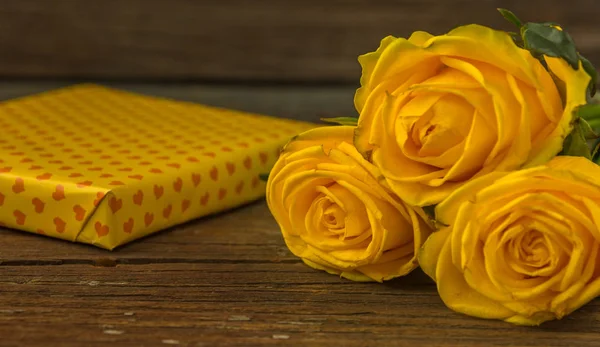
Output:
419 156 600 325
266 126 432 282
354 24 590 206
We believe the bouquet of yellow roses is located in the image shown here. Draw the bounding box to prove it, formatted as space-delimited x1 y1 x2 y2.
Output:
265 9 600 326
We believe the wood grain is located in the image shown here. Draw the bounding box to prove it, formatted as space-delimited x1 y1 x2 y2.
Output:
0 0 599 82
1 83 600 346
2 201 600 347
0 81 358 122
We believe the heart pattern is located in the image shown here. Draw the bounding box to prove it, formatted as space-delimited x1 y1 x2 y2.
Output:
52 185 66 201
12 178 25 194
36 173 52 181
133 190 144 205
53 217 66 233
218 188 227 201
200 192 210 206
192 173 201 187
173 177 183 193
109 197 123 214
76 180 93 188
123 218 134 233
181 199 191 213
210 166 219 181
94 221 109 236
73 205 86 221
144 212 154 227
226 162 236 176
259 152 268 165
243 156 252 170
13 210 26 225
0 84 314 249
163 204 173 219
235 181 244 195
32 198 45 213
154 185 164 199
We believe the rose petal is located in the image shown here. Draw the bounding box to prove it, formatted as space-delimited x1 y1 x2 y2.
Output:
436 235 515 320
355 35 399 113
418 227 451 281
356 252 415 282
435 171 507 226
426 24 541 89
281 125 354 155
408 31 434 46
526 57 589 167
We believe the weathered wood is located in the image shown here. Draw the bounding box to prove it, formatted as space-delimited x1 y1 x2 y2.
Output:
0 0 599 82
0 81 358 122
1 83 600 346
1 201 600 346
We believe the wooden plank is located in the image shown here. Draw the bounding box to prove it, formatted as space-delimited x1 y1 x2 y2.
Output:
1 241 600 346
0 0 599 82
0 81 358 122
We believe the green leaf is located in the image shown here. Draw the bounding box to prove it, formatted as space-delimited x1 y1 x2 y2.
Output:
258 173 269 182
592 138 600 163
320 117 359 126
521 23 579 70
497 8 523 28
576 103 600 122
561 120 592 159
579 54 598 97
579 118 599 139
540 21 561 27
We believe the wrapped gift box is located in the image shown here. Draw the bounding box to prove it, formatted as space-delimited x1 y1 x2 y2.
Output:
0 84 315 250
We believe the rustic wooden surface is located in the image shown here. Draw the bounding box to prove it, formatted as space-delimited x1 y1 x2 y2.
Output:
1 0 599 82
1 83 600 346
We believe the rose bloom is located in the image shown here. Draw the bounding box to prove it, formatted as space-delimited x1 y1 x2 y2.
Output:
354 24 590 206
266 126 432 282
419 156 600 325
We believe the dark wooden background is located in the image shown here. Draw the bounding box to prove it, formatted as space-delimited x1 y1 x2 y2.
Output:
2 2 600 346
0 0 598 83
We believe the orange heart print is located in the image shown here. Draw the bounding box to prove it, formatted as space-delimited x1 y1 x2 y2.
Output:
0 84 316 249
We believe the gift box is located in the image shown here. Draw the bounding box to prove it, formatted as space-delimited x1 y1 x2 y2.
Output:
0 84 315 250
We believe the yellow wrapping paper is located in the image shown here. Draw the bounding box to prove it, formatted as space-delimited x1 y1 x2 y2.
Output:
0 84 315 250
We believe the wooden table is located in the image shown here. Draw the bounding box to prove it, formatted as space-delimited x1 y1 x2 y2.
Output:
0 83 598 347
